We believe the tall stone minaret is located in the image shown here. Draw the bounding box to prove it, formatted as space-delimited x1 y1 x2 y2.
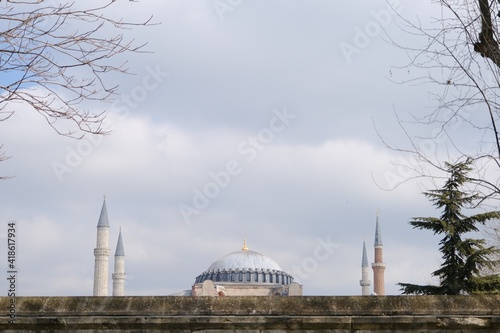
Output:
359 240 371 295
371 210 386 295
112 228 126 296
93 197 110 296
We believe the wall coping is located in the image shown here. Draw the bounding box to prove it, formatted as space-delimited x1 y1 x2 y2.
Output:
1 295 499 317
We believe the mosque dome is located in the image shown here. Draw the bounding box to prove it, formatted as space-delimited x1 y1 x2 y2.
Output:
194 239 294 285
207 249 283 271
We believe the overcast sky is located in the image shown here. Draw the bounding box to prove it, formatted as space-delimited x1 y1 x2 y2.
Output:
0 1 477 296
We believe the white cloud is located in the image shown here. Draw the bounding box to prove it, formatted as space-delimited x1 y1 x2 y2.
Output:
0 0 460 297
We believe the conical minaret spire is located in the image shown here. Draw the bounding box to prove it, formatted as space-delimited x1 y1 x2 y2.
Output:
374 210 383 247
360 240 371 295
93 197 111 296
371 209 386 295
112 227 126 296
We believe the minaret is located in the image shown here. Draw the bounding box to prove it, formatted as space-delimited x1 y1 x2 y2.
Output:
359 240 371 295
93 197 110 296
371 210 386 295
112 227 126 296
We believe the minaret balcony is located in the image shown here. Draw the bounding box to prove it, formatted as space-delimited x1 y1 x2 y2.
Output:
94 248 111 256
359 280 371 286
371 262 386 268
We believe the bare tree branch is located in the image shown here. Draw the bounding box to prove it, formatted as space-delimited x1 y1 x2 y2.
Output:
0 1 154 137
474 0 500 67
383 0 500 256
0 144 12 180
384 1 500 184
0 1 155 178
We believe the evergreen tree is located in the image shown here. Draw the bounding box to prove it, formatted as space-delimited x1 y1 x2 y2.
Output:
399 159 500 295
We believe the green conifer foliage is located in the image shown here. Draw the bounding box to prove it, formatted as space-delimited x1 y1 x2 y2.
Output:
399 159 500 295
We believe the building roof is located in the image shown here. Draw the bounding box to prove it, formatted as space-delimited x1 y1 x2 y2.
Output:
207 249 283 271
97 198 109 228
194 241 295 285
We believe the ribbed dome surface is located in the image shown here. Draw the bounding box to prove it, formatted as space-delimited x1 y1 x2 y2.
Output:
194 245 295 286
207 249 282 271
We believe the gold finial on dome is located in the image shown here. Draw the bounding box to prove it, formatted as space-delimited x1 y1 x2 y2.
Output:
242 236 249 251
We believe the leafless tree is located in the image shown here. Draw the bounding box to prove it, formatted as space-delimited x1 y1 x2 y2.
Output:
0 1 152 169
481 217 500 272
381 1 500 193
380 1 500 251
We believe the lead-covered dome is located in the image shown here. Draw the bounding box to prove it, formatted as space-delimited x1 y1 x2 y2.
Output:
207 249 282 271
194 240 294 285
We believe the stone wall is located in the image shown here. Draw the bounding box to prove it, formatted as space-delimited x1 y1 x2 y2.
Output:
0 295 499 332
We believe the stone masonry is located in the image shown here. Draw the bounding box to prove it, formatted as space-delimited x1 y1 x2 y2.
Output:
0 295 499 332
